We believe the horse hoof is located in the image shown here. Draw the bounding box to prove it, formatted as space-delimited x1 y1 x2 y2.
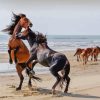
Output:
64 89 68 93
52 89 56 95
16 87 21 91
64 91 68 93
9 60 13 64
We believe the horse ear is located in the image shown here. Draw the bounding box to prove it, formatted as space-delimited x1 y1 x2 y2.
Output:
12 12 17 18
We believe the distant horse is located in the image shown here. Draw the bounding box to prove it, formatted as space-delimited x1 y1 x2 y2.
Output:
2 13 40 90
86 47 94 61
16 31 70 94
92 46 100 61
80 47 93 65
74 48 84 61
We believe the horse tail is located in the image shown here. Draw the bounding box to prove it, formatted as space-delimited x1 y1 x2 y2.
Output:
31 75 42 82
63 61 70 80
74 51 77 56
59 61 70 92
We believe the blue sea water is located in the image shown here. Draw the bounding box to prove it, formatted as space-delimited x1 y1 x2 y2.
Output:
0 34 100 73
0 34 100 53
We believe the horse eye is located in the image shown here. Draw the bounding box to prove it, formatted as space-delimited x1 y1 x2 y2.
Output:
24 18 28 21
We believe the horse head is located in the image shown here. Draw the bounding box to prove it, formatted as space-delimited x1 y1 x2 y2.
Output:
2 12 32 36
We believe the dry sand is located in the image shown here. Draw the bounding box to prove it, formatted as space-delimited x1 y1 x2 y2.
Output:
0 51 100 100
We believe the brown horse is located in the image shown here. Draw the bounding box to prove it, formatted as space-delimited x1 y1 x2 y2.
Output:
92 46 100 61
74 48 84 61
2 13 40 90
86 47 94 61
80 47 93 65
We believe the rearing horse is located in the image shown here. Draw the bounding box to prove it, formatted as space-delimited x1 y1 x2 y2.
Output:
2 13 41 90
16 31 70 94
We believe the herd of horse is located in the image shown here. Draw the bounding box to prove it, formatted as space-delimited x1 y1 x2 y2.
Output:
2 13 70 94
74 46 100 65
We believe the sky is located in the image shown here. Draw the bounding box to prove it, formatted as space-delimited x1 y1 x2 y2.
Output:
0 0 100 35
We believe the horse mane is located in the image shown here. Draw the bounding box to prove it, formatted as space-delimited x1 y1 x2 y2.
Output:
2 13 26 35
36 32 47 44
38 33 47 39
28 28 36 38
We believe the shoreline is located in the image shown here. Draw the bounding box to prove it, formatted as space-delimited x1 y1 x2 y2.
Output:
0 50 75 63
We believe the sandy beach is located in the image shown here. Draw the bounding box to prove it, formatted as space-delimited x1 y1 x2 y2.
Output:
0 50 100 100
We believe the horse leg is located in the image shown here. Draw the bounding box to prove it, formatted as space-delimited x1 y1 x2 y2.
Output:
77 55 79 61
81 55 84 65
27 60 38 88
26 59 41 83
16 64 24 90
91 53 93 61
29 60 38 76
26 55 35 71
96 54 98 61
94 54 96 61
51 72 61 94
8 49 13 64
14 47 19 64
26 61 37 78
26 55 37 77
18 63 33 88
28 77 32 88
64 76 70 93
32 60 38 69
79 55 81 61
63 63 70 93
49 64 61 94
91 56 92 61
85 56 87 64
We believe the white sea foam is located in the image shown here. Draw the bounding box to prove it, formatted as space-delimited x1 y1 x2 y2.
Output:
0 63 49 74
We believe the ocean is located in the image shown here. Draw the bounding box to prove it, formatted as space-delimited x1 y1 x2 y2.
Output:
0 34 100 74
0 34 100 53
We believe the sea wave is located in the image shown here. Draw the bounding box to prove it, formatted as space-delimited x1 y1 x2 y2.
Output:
0 63 49 74
1 35 100 52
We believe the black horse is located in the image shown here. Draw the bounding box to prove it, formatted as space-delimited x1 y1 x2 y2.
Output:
16 30 70 94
